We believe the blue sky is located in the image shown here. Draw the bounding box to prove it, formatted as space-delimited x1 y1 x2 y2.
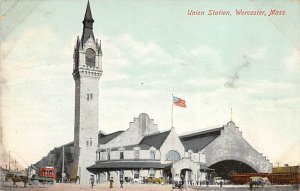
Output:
1 0 299 168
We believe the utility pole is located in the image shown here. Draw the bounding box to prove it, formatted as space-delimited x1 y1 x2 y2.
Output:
62 146 65 182
8 150 10 171
14 159 18 171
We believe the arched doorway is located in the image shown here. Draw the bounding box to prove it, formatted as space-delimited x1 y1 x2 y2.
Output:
209 160 257 179
163 167 172 182
180 168 192 185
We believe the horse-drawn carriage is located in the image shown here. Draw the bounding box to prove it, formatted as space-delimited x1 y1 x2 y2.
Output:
5 166 56 188
249 176 271 190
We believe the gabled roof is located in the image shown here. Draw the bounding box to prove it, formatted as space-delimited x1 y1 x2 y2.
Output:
99 131 124 144
179 127 224 152
139 130 171 149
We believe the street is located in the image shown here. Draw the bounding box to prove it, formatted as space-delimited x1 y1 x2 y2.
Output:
0 182 299 191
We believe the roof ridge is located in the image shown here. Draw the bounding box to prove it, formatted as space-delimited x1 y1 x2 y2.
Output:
179 125 225 138
143 129 171 138
139 130 171 149
101 130 124 137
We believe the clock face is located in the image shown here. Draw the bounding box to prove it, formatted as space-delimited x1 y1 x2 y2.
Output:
86 48 96 59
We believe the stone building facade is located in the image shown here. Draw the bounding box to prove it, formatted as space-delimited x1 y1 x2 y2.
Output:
71 1 103 184
86 113 272 184
33 2 272 185
87 113 205 184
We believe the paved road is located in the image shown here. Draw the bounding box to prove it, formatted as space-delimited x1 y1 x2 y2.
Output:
0 182 299 191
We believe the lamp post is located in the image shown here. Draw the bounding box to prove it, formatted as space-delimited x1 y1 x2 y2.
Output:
198 150 201 186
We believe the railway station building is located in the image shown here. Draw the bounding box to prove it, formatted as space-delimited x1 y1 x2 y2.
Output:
86 113 272 183
34 112 272 184
33 2 272 184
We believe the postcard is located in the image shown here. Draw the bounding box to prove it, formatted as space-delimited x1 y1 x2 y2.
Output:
1 0 299 190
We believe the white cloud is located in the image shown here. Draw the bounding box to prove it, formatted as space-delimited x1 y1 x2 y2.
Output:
285 48 300 73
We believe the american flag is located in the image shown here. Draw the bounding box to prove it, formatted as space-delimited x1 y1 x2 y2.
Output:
173 96 186 108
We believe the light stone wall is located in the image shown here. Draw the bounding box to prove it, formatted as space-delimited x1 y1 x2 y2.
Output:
172 157 199 180
140 150 150 160
204 121 272 173
155 170 162 178
73 76 100 184
124 150 134 159
110 171 118 181
160 128 185 164
101 114 159 149
99 172 107 182
124 170 132 178
99 149 161 161
73 36 102 184
140 170 148 177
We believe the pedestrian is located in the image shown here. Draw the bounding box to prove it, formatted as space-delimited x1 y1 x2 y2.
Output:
110 177 114 188
220 180 223 188
89 175 95 189
249 182 253 190
120 177 124 188
180 175 184 189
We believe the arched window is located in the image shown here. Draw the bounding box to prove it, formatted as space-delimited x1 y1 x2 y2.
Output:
165 150 181 162
85 48 96 67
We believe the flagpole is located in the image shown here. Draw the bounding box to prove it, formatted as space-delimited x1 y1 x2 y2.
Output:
171 94 174 128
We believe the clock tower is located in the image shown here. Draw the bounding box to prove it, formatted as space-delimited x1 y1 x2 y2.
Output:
72 1 102 184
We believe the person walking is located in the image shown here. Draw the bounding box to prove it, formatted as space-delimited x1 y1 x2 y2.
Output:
89 175 95 189
120 177 124 188
110 177 114 188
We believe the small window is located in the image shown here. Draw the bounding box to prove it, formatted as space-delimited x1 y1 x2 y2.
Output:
134 170 139 178
107 151 110 160
134 150 139 159
149 168 155 177
86 141 89 147
98 152 100 161
90 140 92 146
120 151 124 160
150 150 155 160
87 94 89 100
90 94 93 100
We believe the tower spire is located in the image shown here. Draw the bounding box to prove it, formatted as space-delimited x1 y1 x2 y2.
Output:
83 1 94 23
81 1 95 45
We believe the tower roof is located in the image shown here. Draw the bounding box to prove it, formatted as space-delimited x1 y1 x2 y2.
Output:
83 1 94 23
81 1 95 45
